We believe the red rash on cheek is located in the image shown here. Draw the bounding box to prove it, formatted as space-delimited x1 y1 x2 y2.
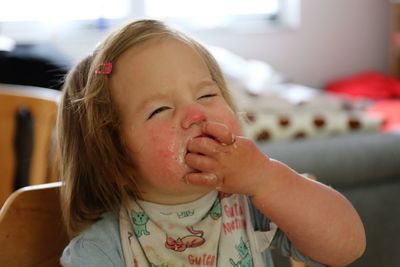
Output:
148 126 174 155
145 124 182 172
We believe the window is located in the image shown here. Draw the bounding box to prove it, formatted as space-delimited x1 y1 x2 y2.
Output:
0 0 299 45
0 0 132 42
0 0 299 29
145 0 278 28
0 0 131 21
143 0 300 30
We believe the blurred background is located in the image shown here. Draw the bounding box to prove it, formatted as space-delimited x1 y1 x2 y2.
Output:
1 1 400 267
0 0 390 88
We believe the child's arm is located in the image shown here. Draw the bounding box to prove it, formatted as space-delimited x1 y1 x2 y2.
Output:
185 121 366 267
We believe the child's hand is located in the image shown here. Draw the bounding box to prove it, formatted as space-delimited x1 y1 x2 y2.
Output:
184 121 270 196
185 122 367 266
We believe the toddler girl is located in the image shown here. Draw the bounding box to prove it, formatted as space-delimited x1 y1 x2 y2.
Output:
58 19 365 267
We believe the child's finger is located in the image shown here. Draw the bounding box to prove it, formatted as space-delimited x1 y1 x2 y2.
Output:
202 121 235 145
187 137 220 156
183 172 221 188
185 153 216 172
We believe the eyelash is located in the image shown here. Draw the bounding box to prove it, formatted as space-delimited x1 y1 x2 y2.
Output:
147 106 170 120
198 93 217 99
147 93 218 120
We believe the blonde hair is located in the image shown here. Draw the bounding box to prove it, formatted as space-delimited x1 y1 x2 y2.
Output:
58 19 236 236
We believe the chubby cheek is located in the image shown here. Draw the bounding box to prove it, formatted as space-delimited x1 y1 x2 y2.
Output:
136 124 186 182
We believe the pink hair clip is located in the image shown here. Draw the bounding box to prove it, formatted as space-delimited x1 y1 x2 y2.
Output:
95 62 113 75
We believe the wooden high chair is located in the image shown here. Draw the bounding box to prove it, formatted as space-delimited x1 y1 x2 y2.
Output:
0 182 69 267
290 258 308 267
0 84 61 206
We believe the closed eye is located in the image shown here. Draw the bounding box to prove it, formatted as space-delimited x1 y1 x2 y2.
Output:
198 93 218 100
147 106 170 120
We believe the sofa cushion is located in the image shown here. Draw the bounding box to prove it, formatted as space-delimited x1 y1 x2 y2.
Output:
256 132 400 189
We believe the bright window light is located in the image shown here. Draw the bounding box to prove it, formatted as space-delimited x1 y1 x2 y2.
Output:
0 0 130 21
145 0 280 28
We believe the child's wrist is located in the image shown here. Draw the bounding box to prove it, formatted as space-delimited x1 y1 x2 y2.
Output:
249 159 289 205
246 156 276 197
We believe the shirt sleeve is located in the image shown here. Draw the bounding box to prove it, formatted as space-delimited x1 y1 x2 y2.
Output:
246 197 327 267
271 229 327 267
60 213 125 267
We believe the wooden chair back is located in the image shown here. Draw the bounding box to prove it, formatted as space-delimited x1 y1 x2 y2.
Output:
290 258 308 267
0 84 61 206
0 182 69 267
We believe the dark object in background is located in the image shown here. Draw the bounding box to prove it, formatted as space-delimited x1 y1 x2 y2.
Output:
0 43 69 190
0 43 71 90
14 106 33 190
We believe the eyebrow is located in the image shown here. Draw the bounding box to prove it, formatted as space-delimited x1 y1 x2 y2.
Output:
135 92 170 114
136 79 218 113
194 79 218 90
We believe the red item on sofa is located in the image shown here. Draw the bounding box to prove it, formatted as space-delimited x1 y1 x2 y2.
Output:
325 72 400 100
365 100 400 132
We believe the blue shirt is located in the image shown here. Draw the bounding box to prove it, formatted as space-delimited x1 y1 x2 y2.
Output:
61 198 325 267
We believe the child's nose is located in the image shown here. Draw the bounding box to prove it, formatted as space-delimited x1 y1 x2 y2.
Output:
181 104 207 129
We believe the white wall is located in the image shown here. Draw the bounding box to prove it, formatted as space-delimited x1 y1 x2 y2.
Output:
2 0 391 89
189 0 391 88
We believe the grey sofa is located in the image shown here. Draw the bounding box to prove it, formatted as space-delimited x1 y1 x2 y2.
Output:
256 132 400 267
